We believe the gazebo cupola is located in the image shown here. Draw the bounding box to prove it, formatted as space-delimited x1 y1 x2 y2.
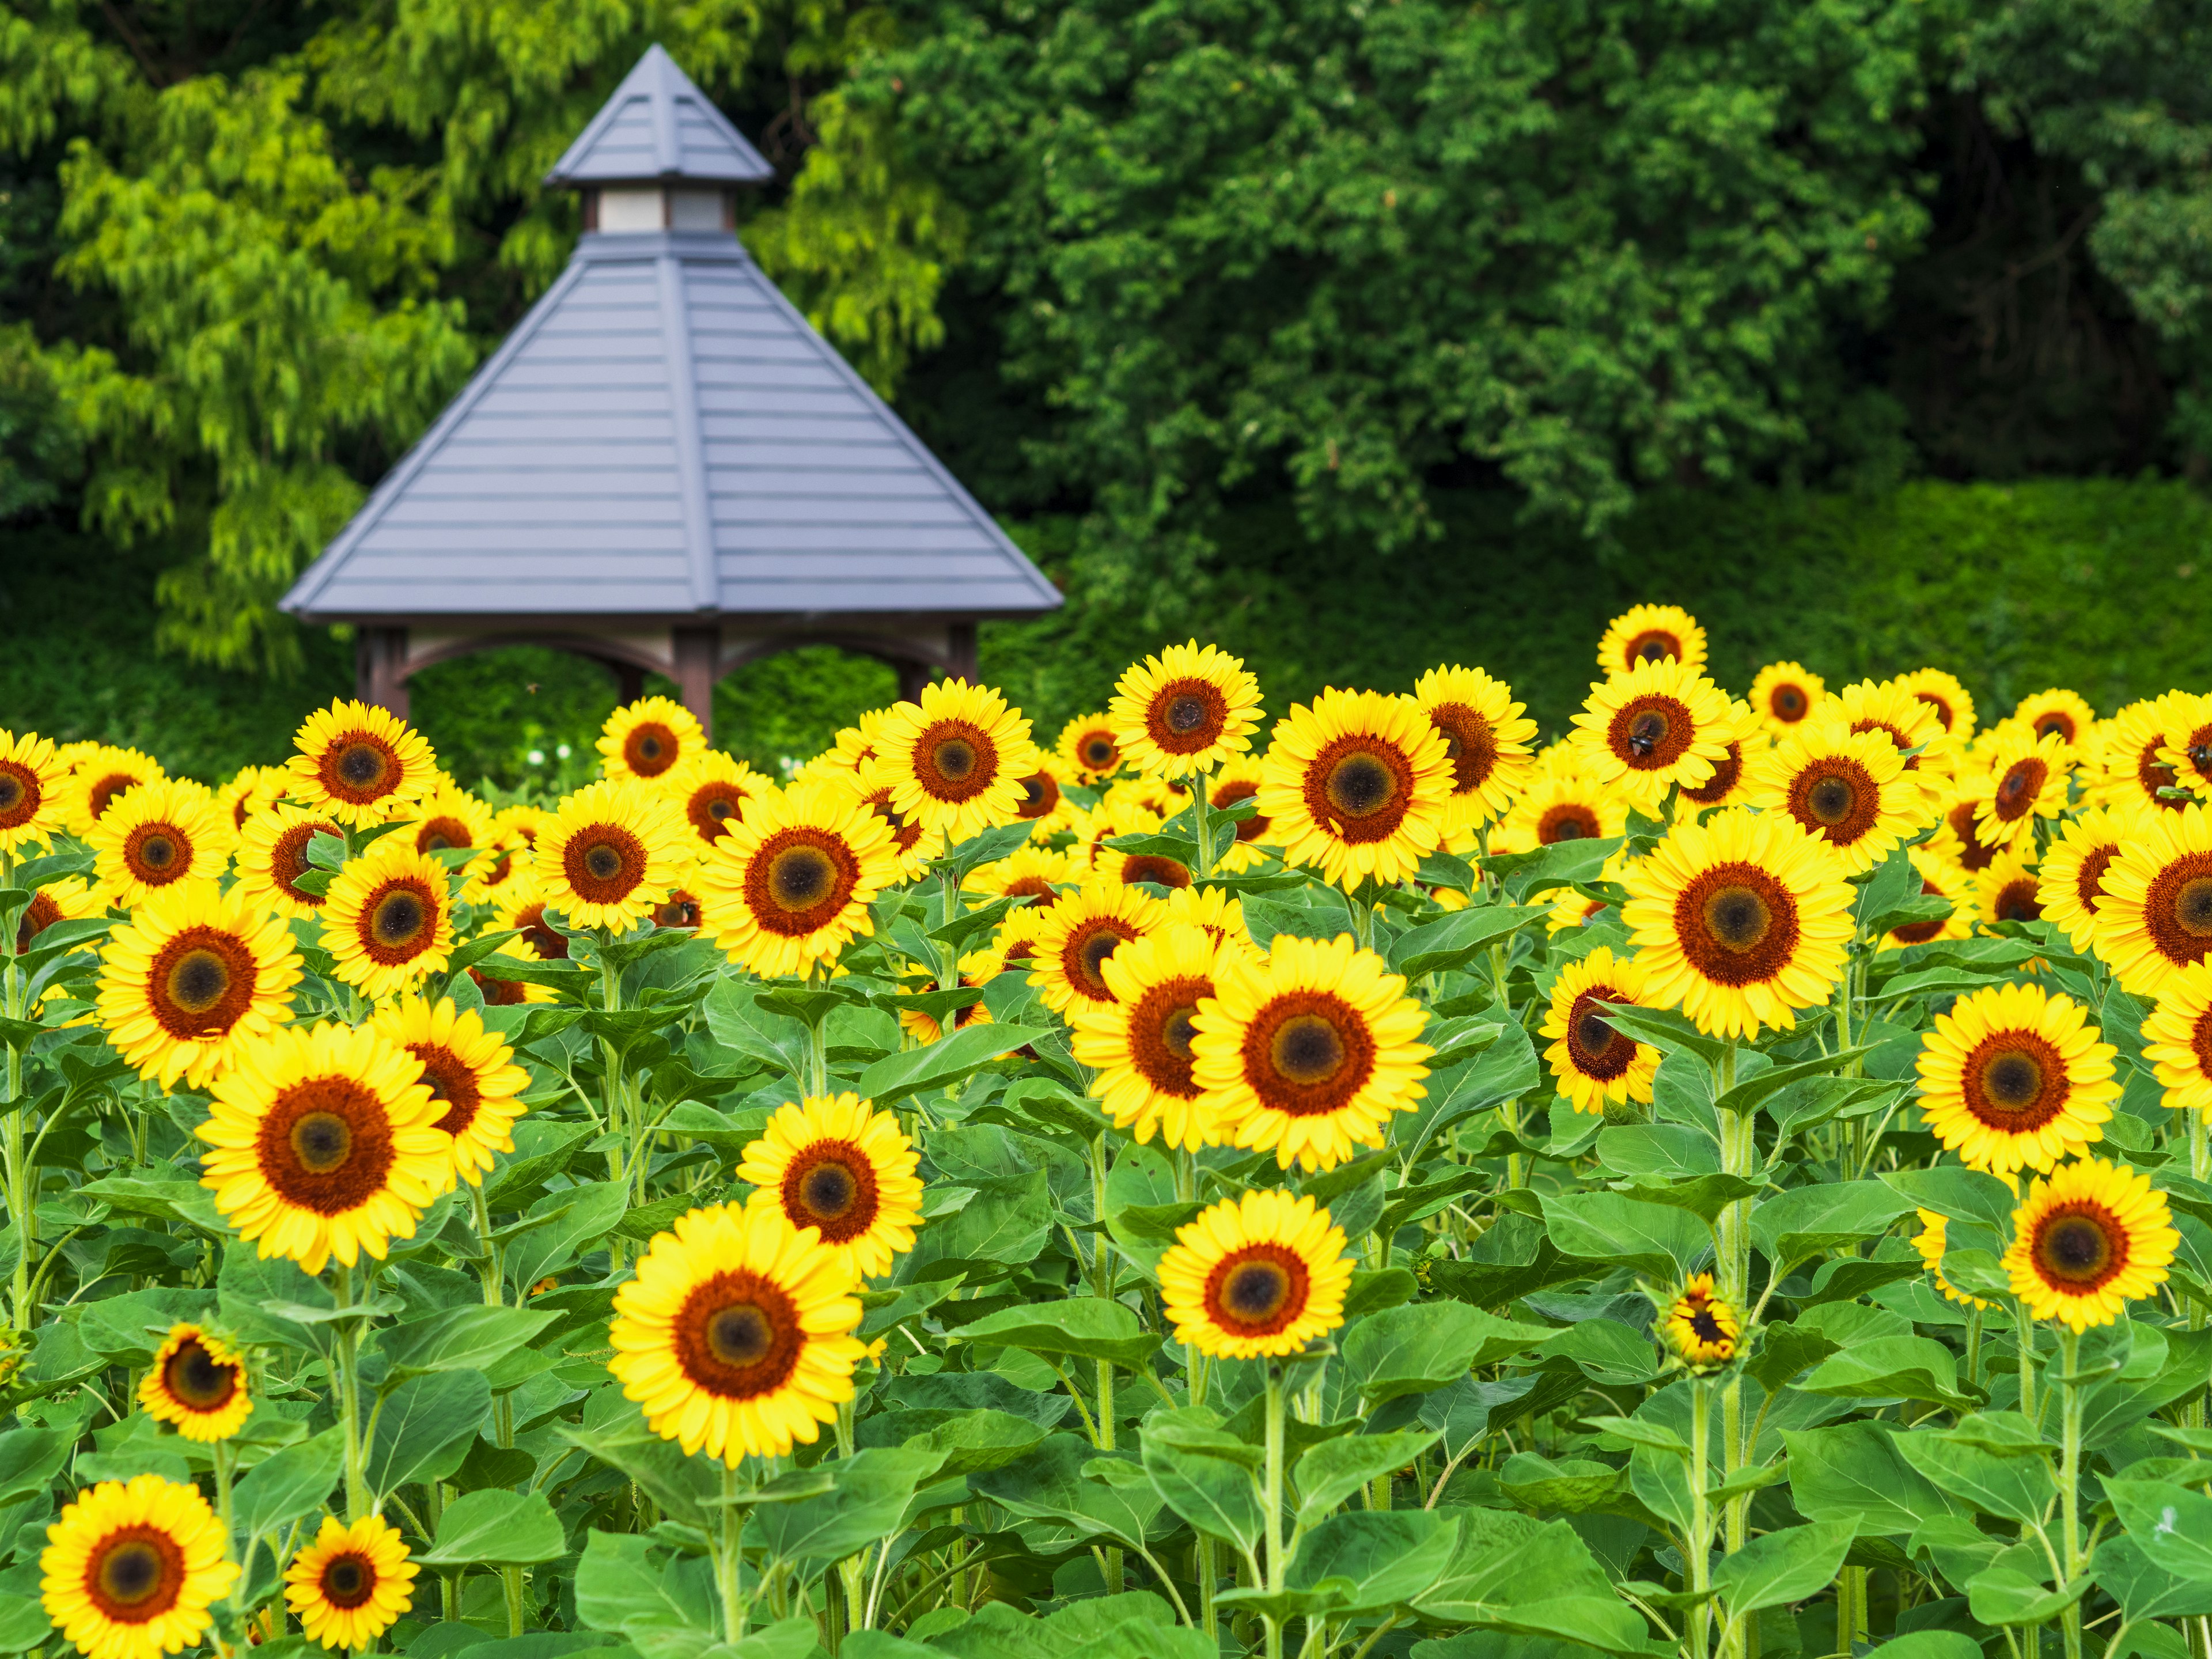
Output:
281 46 1060 740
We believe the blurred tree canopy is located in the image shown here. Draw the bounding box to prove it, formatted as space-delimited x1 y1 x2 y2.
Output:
3 0 2212 670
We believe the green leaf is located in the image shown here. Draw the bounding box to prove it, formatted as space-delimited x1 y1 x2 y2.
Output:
0 1593 50 1656
1343 1302 1551 1403
552 1416 718 1529
366 1372 486 1499
574 1531 717 1653
900 1409 1046 1478
1585 1001 1728 1069
1414 1508 1665 1656
749 1448 945 1574
232 1429 343 1539
1712 1520 1857 1621
931 821 1040 882
2106 1478 2212 1584
1799 1336 1976 1409
1880 1166 2021 1233
1751 1181 1914 1267
1711 1047 1880 1116
857 1021 1050 1107
378 1304 556 1380
1784 1421 1966 1536
1499 1453 1631 1516
1294 1429 1438 1528
1965 1567 2088 1627
1895 1430 2055 1524
2095 1536 2212 1623
1141 1414 1266 1556
701 979 811 1082
414 1488 566 1567
1539 1190 1710 1280
1744 1322 1841 1393
969 1435 1162 1549
955 1297 1162 1367
1286 1509 1456 1615
1865 1636 1983 1659
1388 904 1551 979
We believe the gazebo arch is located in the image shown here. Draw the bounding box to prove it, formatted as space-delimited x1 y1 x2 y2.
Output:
282 46 1059 740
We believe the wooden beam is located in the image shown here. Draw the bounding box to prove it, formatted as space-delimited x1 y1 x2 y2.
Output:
672 624 720 744
947 621 978 683
357 627 410 720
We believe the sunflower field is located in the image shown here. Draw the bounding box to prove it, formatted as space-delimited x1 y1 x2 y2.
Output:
0 607 2209 1659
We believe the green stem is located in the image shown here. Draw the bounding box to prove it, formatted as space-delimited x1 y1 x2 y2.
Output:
332 1265 366 1523
1264 1363 1288 1659
1688 1376 1713 1659
718 1462 748 1644
2018 1301 2037 1426
469 1183 503 1307
2060 1326 2085 1659
1198 1535 1217 1641
1190 768 1214 881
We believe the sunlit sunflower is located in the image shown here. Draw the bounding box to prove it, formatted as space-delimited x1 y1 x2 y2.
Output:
1544 849 1639 935
88 778 233 907
215 764 290 834
1748 661 1826 737
230 804 343 922
1108 642 1266 780
1410 665 1537 834
1025 878 1166 1014
1878 848 1972 952
1662 1273 1738 1368
0 729 67 854
1569 658 1736 810
649 861 716 933
874 680 1040 840
598 696 706 782
321 842 456 1001
2094 694 2194 813
1006 752 1078 840
1895 668 1977 742
1830 679 1955 803
1103 839 1195 892
1911 1210 1994 1310
1540 948 1660 1116
701 775 901 979
1191 931 1431 1171
369 996 528 1190
1070 793 1161 876
97 882 301 1089
734 1094 923 1281
1597 603 1707 677
536 778 690 932
2140 960 2212 1120
1491 771 1630 855
40 1475 237 1659
1676 707 1768 821
1157 1190 1351 1359
984 903 1052 980
137 1324 251 1444
285 1514 417 1652
662 751 772 850
1974 849 2046 929
467 937 555 1008
1057 713 1124 783
964 844 1077 906
197 1020 446 1274
1925 777 2002 876
896 972 1001 1049
2004 1159 2178 1331
1748 723 1924 875
2162 690 2212 798
287 702 437 828
62 746 165 836
492 878 573 962
1972 725 2073 849
1620 807 1853 1039
493 802 549 851
2097 802 2212 995
397 786 497 892
1070 923 1243 1150
1164 883 1250 950
2013 687 2099 751
17 876 103 957
2035 803 2144 954
609 1199 866 1463
1257 689 1452 888
1916 982 2117 1174
834 757 942 880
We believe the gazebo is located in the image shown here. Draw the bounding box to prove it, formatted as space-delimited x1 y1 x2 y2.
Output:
279 46 1060 740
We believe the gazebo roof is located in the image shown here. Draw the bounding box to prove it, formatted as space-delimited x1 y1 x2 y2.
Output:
544 44 773 187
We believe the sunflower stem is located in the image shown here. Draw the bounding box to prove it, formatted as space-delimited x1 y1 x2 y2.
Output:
2 851 29 1331
2017 1300 2038 1427
2059 1325 2085 1659
1190 767 1214 880
332 1264 367 1524
1687 1374 1713 1659
1263 1362 1288 1659
718 1461 749 1644
469 1182 503 1307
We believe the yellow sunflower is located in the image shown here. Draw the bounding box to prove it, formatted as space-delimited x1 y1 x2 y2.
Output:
2098 802 2212 994
1410 665 1539 834
1157 1190 1352 1359
1879 848 1972 952
1896 668 1977 743
662 751 772 850
1007 752 1078 841
62 747 165 836
1191 756 1275 873
1027 878 1167 1014
896 972 1000 1047
87 778 233 908
1974 849 2046 929
196 1020 449 1274
1491 771 1630 854
96 881 301 1088
491 877 571 962
137 1324 251 1443
1071 792 1162 876
2142 960 2212 1119
215 764 289 834
1596 603 1707 677
984 903 1052 980
964 844 1077 907
232 804 344 922
1662 1273 1739 1368
494 801 549 850
2036 802 2146 954
598 695 706 783
1928 778 2003 875
1107 642 1266 780
1974 725 2073 848
1831 679 1955 803
2004 1160 2178 1331
286 701 437 828
700 775 902 979
1916 982 2118 1174
537 778 691 932
1748 660 1827 737
609 1200 866 1463
1676 709 1768 820
1748 722 1925 875
1190 931 1431 1171
2013 687 2099 751
874 680 1040 841
369 996 529 1190
321 842 456 1001
1911 1210 1994 1311
1057 712 1124 783
40 1476 237 1659
838 757 944 880
649 863 717 933
734 1094 923 1282
0 729 67 854
1257 689 1452 888
1164 883 1251 949
2094 694 2195 813
2162 691 2212 797
1620 807 1853 1039
1070 923 1243 1150
17 876 103 957
285 1514 417 1652
397 786 497 888
1569 657 1737 810
1540 947 1660 1116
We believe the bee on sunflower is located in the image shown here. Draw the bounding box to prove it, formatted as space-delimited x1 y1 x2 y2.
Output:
1569 658 1737 812
2094 694 2194 814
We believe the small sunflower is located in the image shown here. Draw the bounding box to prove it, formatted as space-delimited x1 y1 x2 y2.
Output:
609 1200 866 1463
1911 1210 1994 1310
232 804 344 921
467 938 555 1007
1257 689 1452 888
1411 665 1538 834
1620 808 1853 1039
537 778 691 932
2036 802 2145 954
2003 1159 2178 1331
964 843 1077 906
62 747 165 836
1057 713 1124 783
650 867 715 932
838 757 944 880
1662 1273 1738 1368
399 786 497 891
1009 753 1078 840
137 1325 251 1443
700 776 902 979
1492 771 1628 854
492 880 571 962
196 1020 448 1275
985 903 1052 979
369 997 529 1190
1916 982 2118 1174
2099 801 2212 994
0 729 67 853
2013 687 2099 751
1158 1190 1351 1359
494 802 548 850
285 1514 417 1652
286 701 437 828
1676 709 1768 820
2142 960 2212 1119
1071 793 1162 876
1597 604 1707 677
1879 848 1972 951
1748 723 1924 875
1974 849 2046 929
1569 658 1737 810
1974 725 2073 848
1191 931 1431 1171
1545 849 1639 934
1831 679 1955 803
875 680 1040 841
662 751 772 850
1107 642 1265 780
96 881 301 1088
88 778 233 907
1070 923 1244 1150
2094 695 2194 813
599 696 706 782
1027 878 1167 1014
1164 882 1251 949
1928 779 2003 874
1748 661 1827 736
17 876 102 956
321 842 456 1001
734 1094 923 1281
1897 668 1977 743
40 1476 237 1659
215 764 289 834
1103 840 1195 892
896 974 998 1047
1540 947 1660 1116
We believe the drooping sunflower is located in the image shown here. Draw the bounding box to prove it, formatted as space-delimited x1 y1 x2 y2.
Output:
1676 709 1768 820
734 1094 924 1282
1878 848 1972 952
1830 679 1955 803
1596 603 1707 677
1070 923 1241 1150
1191 932 1431 1171
231 804 344 922
88 778 233 907
1540 948 1661 1116
320 842 456 1001
874 680 1040 840
1748 661 1827 736
1662 1274 1738 1368
1896 668 1978 743
1157 1190 1351 1359
62 746 165 836
1916 982 2118 1174
2012 687 2099 751
536 778 691 932
1107 642 1266 780
40 1475 237 1659
2097 802 2212 995
0 729 67 854
1491 772 1629 854
598 695 706 783
1974 849 2046 929
285 1514 418 1652
700 776 902 979
1747 723 1924 875
17 876 103 957
2036 803 2146 954
2094 694 2194 813
368 997 529 1190
1972 725 2072 848
137 1324 251 1443
2162 691 2212 797
1568 658 1737 810
2003 1159 2178 1331
662 751 772 850
196 1020 448 1275
1911 1210 1994 1310
96 881 301 1089
2141 960 2212 1119
1410 665 1539 834
963 844 1077 906
1257 689 1452 888
1620 807 1853 1039
609 1199 866 1463
286 701 437 828
1026 878 1167 1014
1057 713 1124 783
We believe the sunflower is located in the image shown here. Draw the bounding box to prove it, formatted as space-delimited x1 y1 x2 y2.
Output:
1492 772 1630 854
494 802 549 850
287 701 437 828
1257 689 1452 888
87 778 233 908
285 1514 417 1652
1895 668 1976 743
1922 780 1999 877
1569 658 1737 810
17 876 103 956
2162 691 2212 797
1748 723 1924 876
2138 961 2212 1122
650 866 716 933
1830 680 1955 802
1620 807 1853 1039
1974 849 2046 929
1409 665 1538 834
1676 709 1768 820
810 707 898 779
1661 1272 1738 1368
1545 849 1639 935
135 1324 251 1444
1911 1210 1994 1310
874 680 1040 840
1107 642 1265 780
836 757 944 880
2094 695 2194 813
1070 793 1161 876
1973 725 2073 848
1164 883 1251 949
1916 982 2117 1174
492 880 572 962
2036 803 2145 954
984 903 1052 979
963 844 1077 906
2004 1160 2178 1331
1070 923 1243 1150
369 997 529 1190
1880 848 1973 952
2097 802 2212 995
1104 840 1195 892
536 778 690 931
1191 932 1431 1171
398 786 497 887
215 764 289 834
1540 948 1661 1116
1027 878 1167 1014
2013 688 2099 751
40 1476 237 1659
0 729 67 854
96 882 301 1088
321 842 456 1001
734 1094 923 1282
231 804 344 922
467 938 555 1008
1191 756 1276 873
609 1200 866 1463
598 696 706 783
896 974 1000 1048
663 751 772 850
472 831 533 904
1157 1190 1351 1359
62 747 165 836
1748 661 1827 736
1596 604 1707 677
1057 713 1124 783
701 775 902 979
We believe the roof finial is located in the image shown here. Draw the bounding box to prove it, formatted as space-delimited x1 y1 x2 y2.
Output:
544 44 773 189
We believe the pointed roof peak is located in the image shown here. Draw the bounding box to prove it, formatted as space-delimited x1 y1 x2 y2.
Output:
546 45 774 189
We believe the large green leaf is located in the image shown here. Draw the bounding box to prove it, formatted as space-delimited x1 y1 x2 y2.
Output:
1539 1190 1710 1279
378 1304 557 1381
1286 1509 1456 1615
231 1428 343 1539
1342 1302 1551 1403
858 1021 1051 1106
1140 1413 1264 1557
749 1448 945 1575
1894 1429 2055 1524
1711 1520 1857 1620
366 1372 486 1499
414 1488 566 1567
1783 1422 1965 1536
956 1297 1162 1367
1751 1181 1914 1267
1414 1508 1663 1656
2107 1478 2212 1584
1294 1429 1438 1527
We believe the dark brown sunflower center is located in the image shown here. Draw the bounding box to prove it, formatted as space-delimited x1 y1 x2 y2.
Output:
1943 798 1995 870
1771 685 1807 721
470 967 529 1007
2034 1207 2124 1288
1914 691 1955 730
1537 802 1601 844
1065 918 1141 1002
746 828 861 937
125 821 191 885
164 1338 239 1411
87 1527 185 1621
323 737 397 804
1992 880 2043 923
2145 859 2212 965
566 824 647 904
914 719 997 801
1121 854 1192 889
1566 988 1634 1081
416 817 471 853
2187 724 2212 779
1995 759 2048 820
1891 877 1952 946
1790 758 1879 844
14 892 58 956
625 722 679 778
1243 990 1376 1117
1625 630 1680 666
689 783 749 842
1690 1308 1725 1343
1016 771 1060 820
2076 845 2119 912
1078 732 1119 772
1212 778 1270 840
148 927 257 1040
1426 703 1498 794
859 789 924 855
514 903 569 960
1147 679 1230 755
782 1141 880 1242
674 1270 804 1399
1305 736 1414 842
1675 862 1801 987
257 1079 394 1215
1130 978 1210 1097
320 1552 376 1609
0 763 36 829
413 1043 483 1138
1683 742 1746 805
1962 1030 2066 1130
362 879 437 962
1609 696 1694 771
1203 1243 1310 1335
272 821 340 906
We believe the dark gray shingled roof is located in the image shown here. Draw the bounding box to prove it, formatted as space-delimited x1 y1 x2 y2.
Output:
544 44 773 187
